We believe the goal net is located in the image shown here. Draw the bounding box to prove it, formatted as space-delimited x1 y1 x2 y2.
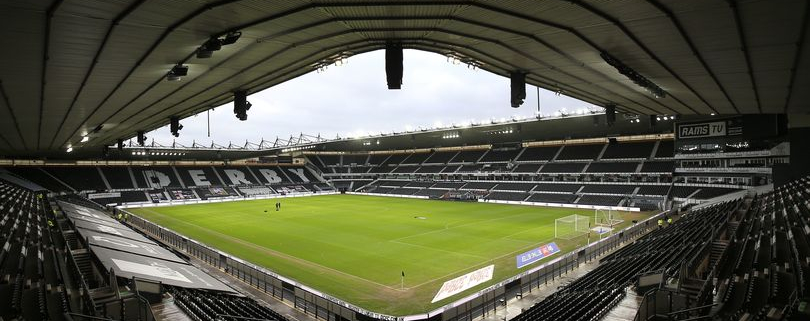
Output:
595 209 624 227
555 214 590 240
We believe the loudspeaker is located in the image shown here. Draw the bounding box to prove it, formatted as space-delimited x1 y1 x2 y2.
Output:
510 71 526 107
233 90 251 121
137 131 147 146
170 116 183 137
608 138 618 146
117 139 124 151
605 104 616 126
649 115 657 128
385 42 403 89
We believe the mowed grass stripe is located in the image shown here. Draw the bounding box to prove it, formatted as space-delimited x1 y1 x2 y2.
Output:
129 194 651 314
135 207 402 290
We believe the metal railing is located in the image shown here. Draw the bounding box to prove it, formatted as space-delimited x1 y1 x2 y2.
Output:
216 314 272 321
63 312 114 321
666 303 719 320
62 232 99 316
123 206 668 321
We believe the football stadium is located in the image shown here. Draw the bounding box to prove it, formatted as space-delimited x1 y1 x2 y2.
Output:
1 1 809 321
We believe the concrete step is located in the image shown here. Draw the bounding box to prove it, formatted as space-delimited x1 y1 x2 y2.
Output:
152 295 193 321
601 286 642 321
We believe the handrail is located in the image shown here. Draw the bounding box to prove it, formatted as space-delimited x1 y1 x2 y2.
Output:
136 293 156 321
215 314 272 321
64 312 114 321
666 302 719 316
674 315 713 321
63 236 99 315
632 288 659 321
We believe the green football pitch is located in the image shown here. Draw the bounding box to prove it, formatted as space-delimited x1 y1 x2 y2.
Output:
128 194 651 315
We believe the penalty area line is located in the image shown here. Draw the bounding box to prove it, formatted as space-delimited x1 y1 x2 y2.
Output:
134 208 406 292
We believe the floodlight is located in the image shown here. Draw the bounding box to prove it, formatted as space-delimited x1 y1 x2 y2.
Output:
167 65 188 81
197 37 222 58
221 31 242 45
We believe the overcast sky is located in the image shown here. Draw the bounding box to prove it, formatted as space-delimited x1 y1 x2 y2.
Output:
143 50 598 146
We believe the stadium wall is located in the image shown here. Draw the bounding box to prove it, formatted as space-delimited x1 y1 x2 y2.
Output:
478 199 640 212
122 204 669 321
347 191 429 199
117 191 337 208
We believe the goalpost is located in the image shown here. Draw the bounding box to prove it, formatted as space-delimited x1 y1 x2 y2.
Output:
555 214 590 240
594 209 624 227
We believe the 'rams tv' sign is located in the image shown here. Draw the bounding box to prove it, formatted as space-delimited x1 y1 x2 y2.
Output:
677 121 731 139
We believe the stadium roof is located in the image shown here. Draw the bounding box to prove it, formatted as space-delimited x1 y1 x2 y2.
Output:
0 0 807 157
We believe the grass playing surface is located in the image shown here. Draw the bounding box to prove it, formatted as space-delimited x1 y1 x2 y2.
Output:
129 194 651 315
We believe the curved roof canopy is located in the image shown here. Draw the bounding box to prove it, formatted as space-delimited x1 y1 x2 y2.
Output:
0 0 807 156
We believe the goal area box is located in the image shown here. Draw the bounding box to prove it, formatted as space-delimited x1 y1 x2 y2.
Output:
595 209 623 227
555 214 590 240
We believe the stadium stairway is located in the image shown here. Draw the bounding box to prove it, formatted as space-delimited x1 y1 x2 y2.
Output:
630 176 810 321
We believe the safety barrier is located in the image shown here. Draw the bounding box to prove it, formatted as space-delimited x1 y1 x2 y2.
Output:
123 202 668 321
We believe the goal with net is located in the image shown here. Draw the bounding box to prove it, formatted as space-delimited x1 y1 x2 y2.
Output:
594 209 623 227
555 214 590 240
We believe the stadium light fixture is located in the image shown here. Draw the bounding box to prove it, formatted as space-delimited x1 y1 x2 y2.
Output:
442 131 460 139
220 31 242 45
80 136 89 143
601 51 667 98
197 37 222 58
167 64 188 81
